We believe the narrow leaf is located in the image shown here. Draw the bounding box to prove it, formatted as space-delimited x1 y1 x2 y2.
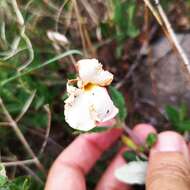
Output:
109 86 127 121
177 120 190 132
126 0 139 38
1 50 82 86
123 151 138 162
146 133 157 148
165 105 179 124
88 126 109 133
16 90 36 122
179 104 188 121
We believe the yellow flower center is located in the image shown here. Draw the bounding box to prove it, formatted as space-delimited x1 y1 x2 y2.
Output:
84 83 97 91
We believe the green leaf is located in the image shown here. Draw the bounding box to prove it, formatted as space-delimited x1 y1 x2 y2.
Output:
1 50 82 86
112 0 139 42
165 105 179 124
61 93 69 101
123 151 138 162
179 104 188 121
123 150 147 162
67 73 77 80
72 126 109 135
146 133 157 148
112 0 127 42
0 176 31 190
109 86 127 121
88 127 109 133
165 105 190 132
113 0 126 31
126 0 139 38
177 120 190 132
0 176 8 186
9 177 31 190
100 22 113 38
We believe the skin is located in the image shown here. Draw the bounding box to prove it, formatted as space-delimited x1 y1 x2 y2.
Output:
45 124 190 190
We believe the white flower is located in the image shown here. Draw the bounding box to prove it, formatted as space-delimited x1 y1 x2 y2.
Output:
76 59 113 87
64 59 118 131
47 31 69 45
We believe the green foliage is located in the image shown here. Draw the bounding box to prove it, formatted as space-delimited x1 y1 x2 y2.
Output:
88 127 109 133
0 176 7 187
146 133 157 148
100 0 139 57
8 177 30 190
99 22 114 39
0 50 82 86
186 0 190 5
123 150 138 162
0 165 43 190
0 176 31 190
0 1 83 186
123 150 146 162
109 86 127 121
165 104 190 132
112 0 139 41
72 127 110 135
0 164 7 187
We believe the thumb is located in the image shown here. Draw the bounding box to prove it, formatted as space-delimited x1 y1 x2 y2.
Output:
146 131 190 190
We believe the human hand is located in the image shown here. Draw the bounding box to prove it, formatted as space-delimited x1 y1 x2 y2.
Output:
45 124 190 190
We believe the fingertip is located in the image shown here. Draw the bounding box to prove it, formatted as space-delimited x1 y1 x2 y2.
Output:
133 123 156 144
147 131 190 190
152 131 184 151
151 131 189 161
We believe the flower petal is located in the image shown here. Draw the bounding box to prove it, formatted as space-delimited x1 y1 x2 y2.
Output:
115 161 148 185
66 82 80 95
47 31 69 45
76 59 113 86
64 90 96 131
85 85 118 122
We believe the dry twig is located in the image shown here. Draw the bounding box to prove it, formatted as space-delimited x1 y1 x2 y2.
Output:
0 97 45 173
2 158 37 167
38 105 52 156
143 0 190 74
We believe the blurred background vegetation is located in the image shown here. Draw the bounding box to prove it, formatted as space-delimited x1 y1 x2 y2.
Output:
0 0 190 189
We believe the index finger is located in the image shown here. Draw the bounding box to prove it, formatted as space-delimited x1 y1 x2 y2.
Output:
45 128 122 190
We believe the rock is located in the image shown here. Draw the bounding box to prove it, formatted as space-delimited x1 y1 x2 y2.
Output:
134 34 190 109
